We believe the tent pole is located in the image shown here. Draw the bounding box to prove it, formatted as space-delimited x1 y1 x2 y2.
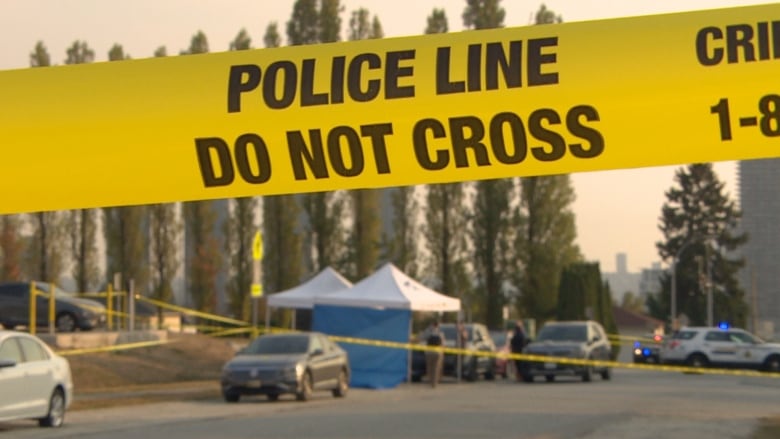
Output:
265 304 270 334
407 316 412 383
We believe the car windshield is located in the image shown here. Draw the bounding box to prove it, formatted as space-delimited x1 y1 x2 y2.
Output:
491 331 508 346
440 325 472 341
536 324 587 342
243 335 310 355
35 283 74 298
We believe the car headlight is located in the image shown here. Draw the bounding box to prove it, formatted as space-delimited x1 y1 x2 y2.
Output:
283 363 304 380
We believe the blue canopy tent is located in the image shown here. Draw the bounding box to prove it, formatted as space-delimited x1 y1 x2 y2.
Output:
312 263 461 389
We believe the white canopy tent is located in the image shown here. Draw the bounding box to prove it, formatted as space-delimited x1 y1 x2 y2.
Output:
264 267 352 329
312 263 461 388
313 263 461 311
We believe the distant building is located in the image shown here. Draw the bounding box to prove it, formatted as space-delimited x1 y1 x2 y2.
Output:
602 253 641 304
638 263 664 301
738 158 780 340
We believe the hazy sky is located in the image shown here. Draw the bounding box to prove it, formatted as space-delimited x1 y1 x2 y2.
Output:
1 0 767 272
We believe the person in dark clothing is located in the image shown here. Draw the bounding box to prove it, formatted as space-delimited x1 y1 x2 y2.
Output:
510 321 527 382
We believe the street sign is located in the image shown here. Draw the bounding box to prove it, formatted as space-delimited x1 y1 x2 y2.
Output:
1 4 779 214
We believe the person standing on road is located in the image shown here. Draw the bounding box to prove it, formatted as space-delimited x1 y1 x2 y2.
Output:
510 320 527 382
425 320 446 388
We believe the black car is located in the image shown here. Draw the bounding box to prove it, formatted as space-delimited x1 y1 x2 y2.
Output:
411 323 496 382
521 320 612 383
220 332 350 402
0 282 106 332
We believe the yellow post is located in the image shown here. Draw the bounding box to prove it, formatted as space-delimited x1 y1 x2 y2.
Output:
29 282 36 336
48 282 55 334
107 284 113 331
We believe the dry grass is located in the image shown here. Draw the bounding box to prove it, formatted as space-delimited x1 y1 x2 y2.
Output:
752 416 780 439
66 332 242 404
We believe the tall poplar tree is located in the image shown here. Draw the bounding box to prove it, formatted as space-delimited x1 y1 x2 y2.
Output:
382 187 419 278
65 41 99 292
224 30 261 321
181 31 222 312
425 8 449 34
0 216 24 281
26 42 66 284
345 7 384 279
652 164 747 326
103 43 148 293
462 0 512 328
147 48 181 323
288 0 348 276
514 5 580 324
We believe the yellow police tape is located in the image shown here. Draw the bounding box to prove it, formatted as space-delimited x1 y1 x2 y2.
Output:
2 3 780 214
325 334 780 379
134 296 250 327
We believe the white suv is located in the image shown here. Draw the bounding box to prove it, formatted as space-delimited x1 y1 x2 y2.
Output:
660 326 780 372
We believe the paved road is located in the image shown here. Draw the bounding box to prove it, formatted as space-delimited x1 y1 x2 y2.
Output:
3 368 779 438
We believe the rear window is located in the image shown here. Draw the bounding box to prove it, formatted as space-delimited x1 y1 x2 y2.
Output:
672 330 698 340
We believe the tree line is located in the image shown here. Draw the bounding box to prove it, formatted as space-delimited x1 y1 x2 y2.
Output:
0 0 747 332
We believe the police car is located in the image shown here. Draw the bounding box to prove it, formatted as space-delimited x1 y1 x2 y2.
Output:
632 333 664 364
660 324 780 372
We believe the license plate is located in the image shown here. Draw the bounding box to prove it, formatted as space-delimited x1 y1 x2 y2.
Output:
544 362 556 370
246 380 262 388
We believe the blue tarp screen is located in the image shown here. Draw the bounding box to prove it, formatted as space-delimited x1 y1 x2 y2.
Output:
312 305 410 389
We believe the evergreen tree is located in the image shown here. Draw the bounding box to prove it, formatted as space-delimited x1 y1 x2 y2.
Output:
462 0 510 329
64 40 99 292
653 164 747 327
425 8 449 34
26 42 66 284
153 46 167 57
535 4 563 24
0 216 24 281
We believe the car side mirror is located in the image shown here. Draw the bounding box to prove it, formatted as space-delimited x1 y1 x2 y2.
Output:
0 359 16 368
310 348 324 357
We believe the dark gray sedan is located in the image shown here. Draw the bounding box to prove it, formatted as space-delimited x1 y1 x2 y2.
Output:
220 332 350 402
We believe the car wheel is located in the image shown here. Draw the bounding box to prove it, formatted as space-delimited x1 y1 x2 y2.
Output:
522 373 534 383
267 393 279 402
582 365 593 382
296 371 313 401
223 391 240 403
763 355 780 373
686 353 709 369
466 359 479 382
600 367 611 380
56 312 77 333
38 388 65 428
332 368 349 398
1 323 14 330
545 374 555 383
484 361 496 381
